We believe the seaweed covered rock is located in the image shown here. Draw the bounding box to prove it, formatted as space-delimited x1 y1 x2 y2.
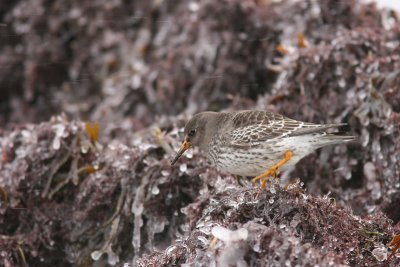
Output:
1 116 398 266
255 12 400 221
137 180 399 266
0 117 208 265
1 0 400 266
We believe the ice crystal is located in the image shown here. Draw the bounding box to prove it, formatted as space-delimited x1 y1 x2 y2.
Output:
372 246 388 262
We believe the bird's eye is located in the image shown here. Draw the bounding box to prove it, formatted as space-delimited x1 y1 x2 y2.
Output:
188 129 196 138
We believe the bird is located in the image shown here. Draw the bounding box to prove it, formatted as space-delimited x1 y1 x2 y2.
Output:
171 110 355 189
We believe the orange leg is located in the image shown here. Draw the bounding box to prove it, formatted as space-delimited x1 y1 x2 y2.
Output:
209 236 218 249
252 150 293 189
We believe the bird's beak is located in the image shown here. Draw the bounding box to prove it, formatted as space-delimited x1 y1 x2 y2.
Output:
171 138 191 165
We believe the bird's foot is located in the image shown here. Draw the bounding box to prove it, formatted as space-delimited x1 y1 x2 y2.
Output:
252 150 293 190
251 167 279 189
209 236 218 249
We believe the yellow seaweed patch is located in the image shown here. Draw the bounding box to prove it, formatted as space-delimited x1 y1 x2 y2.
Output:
0 186 8 204
388 233 400 260
276 44 289 55
85 122 100 143
81 165 100 174
297 33 308 48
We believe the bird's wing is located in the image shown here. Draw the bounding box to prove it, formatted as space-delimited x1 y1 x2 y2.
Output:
227 110 345 148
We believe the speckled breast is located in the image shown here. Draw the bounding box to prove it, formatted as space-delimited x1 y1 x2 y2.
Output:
207 136 283 177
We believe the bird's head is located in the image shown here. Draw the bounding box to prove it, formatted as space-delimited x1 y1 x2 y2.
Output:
171 112 220 165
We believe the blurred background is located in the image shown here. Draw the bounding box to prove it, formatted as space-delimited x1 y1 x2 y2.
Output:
0 0 397 126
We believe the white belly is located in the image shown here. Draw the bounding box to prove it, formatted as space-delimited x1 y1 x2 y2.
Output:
210 135 319 177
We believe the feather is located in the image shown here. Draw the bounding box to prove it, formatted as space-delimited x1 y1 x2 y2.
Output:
226 111 350 148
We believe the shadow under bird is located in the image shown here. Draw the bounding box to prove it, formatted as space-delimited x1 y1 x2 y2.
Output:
171 110 355 188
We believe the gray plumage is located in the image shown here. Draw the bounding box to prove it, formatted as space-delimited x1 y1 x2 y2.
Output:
175 110 355 177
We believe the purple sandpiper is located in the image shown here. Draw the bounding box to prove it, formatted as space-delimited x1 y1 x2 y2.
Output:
171 110 355 188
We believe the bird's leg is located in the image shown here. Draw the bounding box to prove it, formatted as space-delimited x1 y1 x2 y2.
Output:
233 174 241 183
209 236 218 249
234 174 248 187
252 150 293 189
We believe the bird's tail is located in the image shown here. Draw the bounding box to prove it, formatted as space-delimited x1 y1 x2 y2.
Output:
317 134 357 147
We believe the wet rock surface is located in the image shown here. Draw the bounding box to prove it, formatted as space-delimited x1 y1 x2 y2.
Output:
0 0 399 266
